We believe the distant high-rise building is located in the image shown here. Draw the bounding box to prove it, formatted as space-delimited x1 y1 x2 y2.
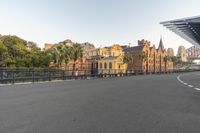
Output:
167 48 174 58
177 46 187 62
186 46 200 59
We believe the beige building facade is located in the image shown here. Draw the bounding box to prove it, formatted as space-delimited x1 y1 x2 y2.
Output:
87 44 127 74
177 46 187 62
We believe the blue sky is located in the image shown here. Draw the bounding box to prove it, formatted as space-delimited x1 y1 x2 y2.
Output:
0 0 200 53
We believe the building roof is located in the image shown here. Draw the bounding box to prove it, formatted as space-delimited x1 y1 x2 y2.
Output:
123 45 144 52
121 45 130 50
82 42 95 50
160 15 200 48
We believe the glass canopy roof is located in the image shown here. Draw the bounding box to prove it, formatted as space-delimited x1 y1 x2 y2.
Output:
160 16 200 48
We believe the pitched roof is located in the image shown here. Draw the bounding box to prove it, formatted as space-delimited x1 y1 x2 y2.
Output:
123 45 144 52
82 42 95 50
121 45 130 50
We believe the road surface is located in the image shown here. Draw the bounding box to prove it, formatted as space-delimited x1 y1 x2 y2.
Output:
0 72 200 133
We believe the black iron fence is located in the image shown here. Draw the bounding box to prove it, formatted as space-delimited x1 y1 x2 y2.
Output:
0 67 199 84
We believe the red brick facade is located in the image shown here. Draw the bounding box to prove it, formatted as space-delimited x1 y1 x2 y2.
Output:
124 39 173 73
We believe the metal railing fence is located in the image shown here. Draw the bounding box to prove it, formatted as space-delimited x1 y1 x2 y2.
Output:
0 67 199 84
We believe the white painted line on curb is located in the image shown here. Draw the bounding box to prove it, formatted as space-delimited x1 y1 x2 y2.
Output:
0 84 12 86
0 80 73 87
15 82 32 85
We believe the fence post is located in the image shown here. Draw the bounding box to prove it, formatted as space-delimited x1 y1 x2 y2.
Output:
0 71 1 82
49 70 51 81
12 70 15 84
32 70 35 83
62 71 65 80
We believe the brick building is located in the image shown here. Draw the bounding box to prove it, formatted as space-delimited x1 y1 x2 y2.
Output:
45 40 94 75
124 39 173 73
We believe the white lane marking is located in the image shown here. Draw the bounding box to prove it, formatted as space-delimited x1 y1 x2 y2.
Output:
177 74 200 91
177 75 183 83
194 88 200 91
188 85 193 88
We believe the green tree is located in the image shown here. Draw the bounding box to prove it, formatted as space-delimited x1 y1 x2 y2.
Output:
39 51 52 68
0 35 27 67
57 45 66 68
163 55 169 72
123 52 133 64
139 52 148 72
49 47 60 67
29 45 42 67
48 45 72 69
63 45 72 70
70 43 83 74
140 52 148 62
171 56 178 70
24 51 33 67
0 42 10 67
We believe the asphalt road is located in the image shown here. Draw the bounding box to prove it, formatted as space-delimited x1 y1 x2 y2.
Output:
0 72 200 133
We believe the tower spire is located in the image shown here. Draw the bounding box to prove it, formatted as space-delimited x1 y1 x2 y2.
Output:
158 35 164 50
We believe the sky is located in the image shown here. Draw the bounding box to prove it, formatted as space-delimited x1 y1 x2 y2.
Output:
0 0 200 53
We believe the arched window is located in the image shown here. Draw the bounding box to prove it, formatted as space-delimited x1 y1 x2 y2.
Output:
96 63 98 69
104 62 107 69
91 63 93 69
109 62 112 69
100 63 102 69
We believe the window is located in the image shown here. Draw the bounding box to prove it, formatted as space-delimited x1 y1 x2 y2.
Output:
109 62 112 69
100 63 102 69
104 63 107 69
91 63 93 68
96 63 98 69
